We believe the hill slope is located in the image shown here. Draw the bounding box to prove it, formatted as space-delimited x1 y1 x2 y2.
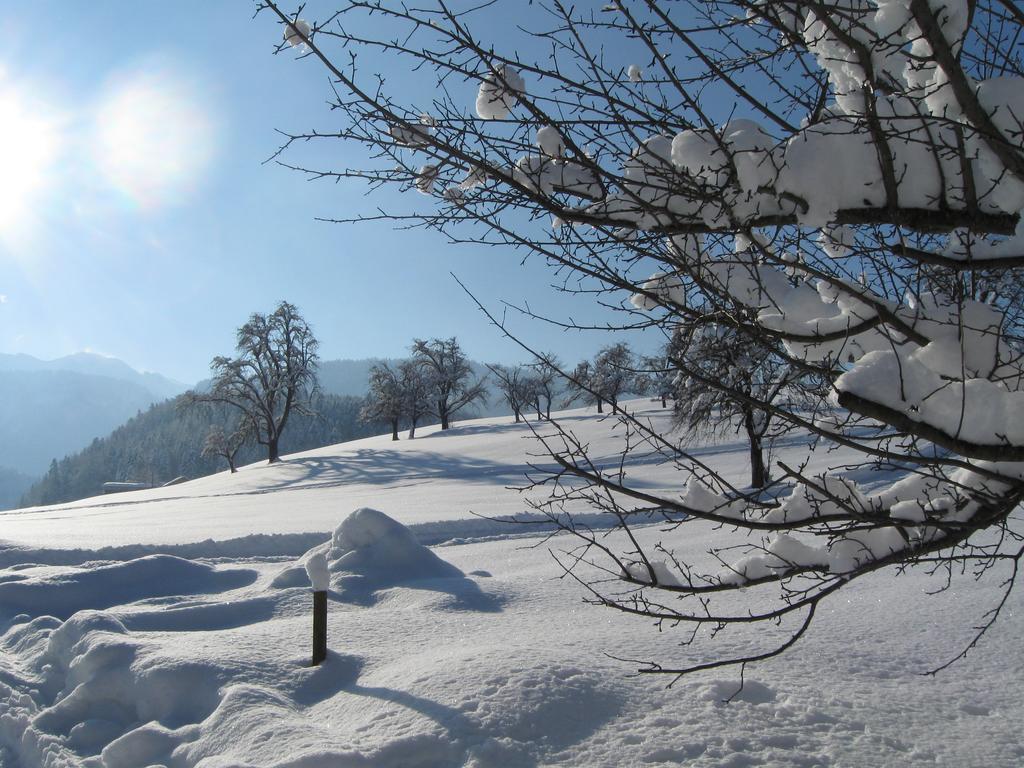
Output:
17 392 384 509
3 401 693 552
0 403 1020 768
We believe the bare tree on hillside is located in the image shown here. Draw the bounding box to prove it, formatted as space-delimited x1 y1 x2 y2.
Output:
641 354 675 409
489 363 532 423
412 337 488 430
564 360 603 413
529 355 563 420
362 362 404 441
591 343 638 412
189 301 318 463
671 324 815 488
399 358 432 438
261 0 1024 680
201 423 249 473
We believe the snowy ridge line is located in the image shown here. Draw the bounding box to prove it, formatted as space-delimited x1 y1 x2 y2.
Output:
0 532 331 568
0 514 624 568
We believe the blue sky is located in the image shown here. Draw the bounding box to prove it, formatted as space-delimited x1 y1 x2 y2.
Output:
0 1 658 385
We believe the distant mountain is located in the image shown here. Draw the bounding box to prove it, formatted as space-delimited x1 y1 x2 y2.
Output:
0 353 189 476
0 352 187 401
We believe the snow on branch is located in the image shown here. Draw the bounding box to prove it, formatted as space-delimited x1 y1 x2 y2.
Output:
260 0 1024 679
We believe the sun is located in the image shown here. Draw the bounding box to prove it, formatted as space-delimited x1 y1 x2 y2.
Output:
0 78 60 236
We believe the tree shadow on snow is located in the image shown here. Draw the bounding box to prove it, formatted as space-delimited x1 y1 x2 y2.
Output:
419 420 540 439
254 449 531 494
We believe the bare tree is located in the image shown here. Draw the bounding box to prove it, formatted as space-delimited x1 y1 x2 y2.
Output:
592 343 637 412
564 360 604 413
201 423 248 473
261 0 1024 679
189 301 318 463
529 354 563 420
399 358 432 438
488 363 531 422
641 353 675 409
412 337 488 430
362 362 404 440
671 324 814 488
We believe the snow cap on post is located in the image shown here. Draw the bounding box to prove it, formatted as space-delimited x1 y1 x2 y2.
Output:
305 551 330 592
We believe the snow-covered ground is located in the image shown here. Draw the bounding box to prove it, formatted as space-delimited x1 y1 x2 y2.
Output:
1 403 1021 767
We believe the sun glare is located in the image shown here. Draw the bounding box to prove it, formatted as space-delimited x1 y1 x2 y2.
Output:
0 78 60 235
92 64 217 210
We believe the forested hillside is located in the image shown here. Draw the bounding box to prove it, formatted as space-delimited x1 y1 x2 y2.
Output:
20 393 385 507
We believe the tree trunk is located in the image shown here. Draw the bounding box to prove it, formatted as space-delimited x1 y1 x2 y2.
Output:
391 418 399 441
749 437 766 488
227 454 237 473
409 417 418 439
439 401 450 430
513 407 521 423
661 394 667 408
597 399 604 413
268 435 280 463
744 410 767 488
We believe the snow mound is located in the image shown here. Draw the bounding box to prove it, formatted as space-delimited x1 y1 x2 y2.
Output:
0 555 257 620
272 508 463 593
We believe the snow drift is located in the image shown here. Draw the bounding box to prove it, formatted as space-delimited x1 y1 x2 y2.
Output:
0 555 256 621
272 508 464 595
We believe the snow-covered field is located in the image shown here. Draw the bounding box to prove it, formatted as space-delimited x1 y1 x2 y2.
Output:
1 403 1021 767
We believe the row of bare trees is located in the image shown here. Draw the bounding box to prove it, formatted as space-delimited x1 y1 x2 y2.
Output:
361 337 488 439
488 359 558 422
491 345 649 422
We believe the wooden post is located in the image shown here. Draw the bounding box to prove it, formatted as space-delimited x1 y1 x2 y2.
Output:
312 589 327 665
